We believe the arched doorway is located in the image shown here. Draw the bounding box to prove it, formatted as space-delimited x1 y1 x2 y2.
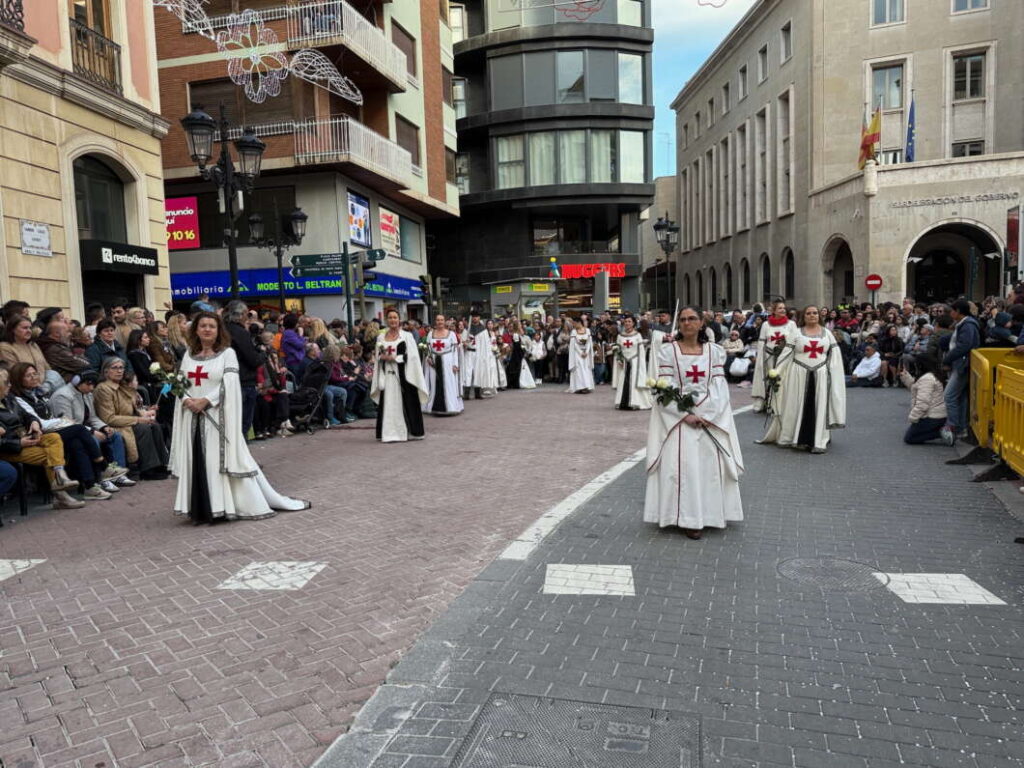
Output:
683 274 691 305
783 248 795 300
760 253 771 302
723 263 733 307
710 267 718 307
740 258 750 305
822 236 854 306
696 271 704 307
906 221 1003 303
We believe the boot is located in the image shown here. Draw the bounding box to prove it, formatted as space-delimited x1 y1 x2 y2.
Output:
52 490 85 509
51 467 79 492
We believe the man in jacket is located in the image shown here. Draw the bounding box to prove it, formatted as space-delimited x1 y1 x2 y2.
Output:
37 313 90 383
942 299 981 443
225 300 265 440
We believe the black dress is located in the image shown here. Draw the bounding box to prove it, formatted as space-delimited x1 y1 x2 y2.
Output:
375 340 425 440
506 335 524 390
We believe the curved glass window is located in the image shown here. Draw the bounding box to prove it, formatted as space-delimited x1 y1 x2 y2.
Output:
486 0 644 30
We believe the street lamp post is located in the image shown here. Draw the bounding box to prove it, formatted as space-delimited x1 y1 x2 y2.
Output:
180 103 266 300
248 204 309 312
652 212 680 309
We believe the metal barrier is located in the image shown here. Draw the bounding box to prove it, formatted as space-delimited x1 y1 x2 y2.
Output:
969 349 1024 446
993 366 1024 477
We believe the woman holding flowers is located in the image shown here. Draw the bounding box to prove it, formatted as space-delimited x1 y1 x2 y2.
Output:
752 299 797 414
170 312 310 522
422 313 464 416
372 307 428 442
612 315 652 410
644 307 744 539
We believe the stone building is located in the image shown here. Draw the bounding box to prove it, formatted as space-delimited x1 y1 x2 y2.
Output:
672 0 1024 309
0 0 170 317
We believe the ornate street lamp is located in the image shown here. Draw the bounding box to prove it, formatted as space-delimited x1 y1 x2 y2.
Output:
652 212 680 309
249 204 309 311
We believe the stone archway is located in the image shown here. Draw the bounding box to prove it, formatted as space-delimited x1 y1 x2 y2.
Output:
905 220 1004 303
822 235 854 307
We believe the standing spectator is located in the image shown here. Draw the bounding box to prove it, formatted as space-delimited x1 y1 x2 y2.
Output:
82 303 106 341
165 312 189 360
941 299 981 443
110 300 137 347
146 321 177 371
878 325 904 387
224 301 265 439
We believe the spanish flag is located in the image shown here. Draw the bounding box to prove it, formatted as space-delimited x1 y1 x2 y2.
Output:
859 107 881 170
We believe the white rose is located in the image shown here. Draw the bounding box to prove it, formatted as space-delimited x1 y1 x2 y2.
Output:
645 378 657 388
768 369 780 379
655 379 670 390
149 362 161 373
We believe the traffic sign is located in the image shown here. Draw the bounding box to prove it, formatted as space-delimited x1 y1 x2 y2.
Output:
361 248 386 261
290 252 347 268
865 273 884 291
291 265 343 277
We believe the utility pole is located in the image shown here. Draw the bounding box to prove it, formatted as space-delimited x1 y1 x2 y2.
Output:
343 241 354 333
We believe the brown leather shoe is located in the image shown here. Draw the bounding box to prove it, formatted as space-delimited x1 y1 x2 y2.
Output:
682 528 702 540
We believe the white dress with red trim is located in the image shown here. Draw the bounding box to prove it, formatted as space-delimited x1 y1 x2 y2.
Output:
460 329 476 390
759 329 846 452
422 331 465 415
567 331 595 393
643 342 744 530
751 318 798 413
612 332 652 410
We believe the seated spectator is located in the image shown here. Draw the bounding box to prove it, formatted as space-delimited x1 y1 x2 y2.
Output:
126 329 161 400
280 313 306 377
165 312 188 360
85 319 128 373
900 360 950 445
336 344 368 418
94 358 169 480
298 343 329 391
254 332 293 439
722 330 747 380
0 315 50 375
0 459 16 503
847 344 882 387
146 321 177 372
37 313 89 383
322 344 355 425
984 311 1017 347
0 368 85 509
878 325 904 387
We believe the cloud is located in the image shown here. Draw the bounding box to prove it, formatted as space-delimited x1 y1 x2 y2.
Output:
652 0 758 39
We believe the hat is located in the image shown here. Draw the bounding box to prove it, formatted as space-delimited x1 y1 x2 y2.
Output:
190 300 216 314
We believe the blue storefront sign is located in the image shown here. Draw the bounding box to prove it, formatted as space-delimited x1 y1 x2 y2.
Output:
171 268 423 301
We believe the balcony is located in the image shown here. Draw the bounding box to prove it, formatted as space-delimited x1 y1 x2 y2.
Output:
70 18 122 94
294 115 412 190
0 0 32 72
0 0 24 31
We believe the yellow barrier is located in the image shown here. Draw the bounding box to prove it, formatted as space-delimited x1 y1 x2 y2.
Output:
993 366 1024 477
969 349 1024 446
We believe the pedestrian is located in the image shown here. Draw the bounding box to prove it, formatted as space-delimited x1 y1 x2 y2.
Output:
612 315 652 410
422 313 464 416
567 318 595 394
941 299 981 443
371 307 428 442
224 300 265 439
752 300 797 414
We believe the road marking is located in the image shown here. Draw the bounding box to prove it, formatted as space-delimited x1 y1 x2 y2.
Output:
734 404 754 415
543 564 635 596
876 573 1007 605
0 559 46 584
217 561 327 591
499 448 646 561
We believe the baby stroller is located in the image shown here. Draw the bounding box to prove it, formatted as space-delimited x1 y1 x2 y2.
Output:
286 370 328 434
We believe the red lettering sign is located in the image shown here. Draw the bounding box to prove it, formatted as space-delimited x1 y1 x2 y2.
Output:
166 196 200 251
558 263 627 280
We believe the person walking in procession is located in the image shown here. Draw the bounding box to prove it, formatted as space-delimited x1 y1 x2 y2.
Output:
372 308 428 442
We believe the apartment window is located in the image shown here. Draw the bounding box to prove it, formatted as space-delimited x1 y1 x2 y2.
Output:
738 65 748 99
722 82 731 113
620 130 645 183
953 0 988 11
445 148 457 184
704 148 714 243
442 67 454 106
439 0 449 24
707 98 714 127
720 136 731 238
761 253 772 301
70 0 111 35
392 22 417 78
741 259 750 304
590 129 616 183
558 130 587 183
694 111 701 137
396 115 421 166
952 141 985 157
618 53 644 104
736 122 748 230
682 123 689 149
618 0 643 26
455 154 470 194
556 51 585 104
783 249 795 299
872 0 904 25
780 22 792 63
755 108 768 223
872 64 903 109
758 45 769 82
450 4 465 42
710 268 718 306
452 77 467 119
777 91 792 214
189 78 293 124
692 159 701 249
496 135 525 188
953 53 985 100
529 132 556 185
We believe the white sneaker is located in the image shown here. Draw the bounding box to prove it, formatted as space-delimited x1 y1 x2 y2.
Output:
83 485 112 500
52 490 85 509
101 464 129 480
940 426 955 446
113 475 137 487
99 479 120 493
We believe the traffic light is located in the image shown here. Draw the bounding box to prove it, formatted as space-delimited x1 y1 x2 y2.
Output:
418 274 431 302
360 260 378 284
435 276 450 297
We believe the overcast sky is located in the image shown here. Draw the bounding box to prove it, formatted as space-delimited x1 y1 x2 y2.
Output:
652 0 758 177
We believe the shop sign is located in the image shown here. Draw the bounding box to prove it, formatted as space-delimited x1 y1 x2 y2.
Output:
20 220 52 257
80 239 159 275
347 190 371 247
379 206 401 257
1009 206 1021 278
890 192 1020 209
493 285 514 294
165 196 200 251
560 262 627 279
528 283 553 293
171 268 422 301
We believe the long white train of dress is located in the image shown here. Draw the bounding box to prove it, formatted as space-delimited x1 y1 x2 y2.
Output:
472 330 500 394
643 342 744 530
612 333 653 409
460 330 476 391
422 331 465 415
171 348 307 520
751 320 798 413
567 332 595 392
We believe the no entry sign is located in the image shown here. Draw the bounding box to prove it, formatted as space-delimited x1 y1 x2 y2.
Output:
865 274 884 291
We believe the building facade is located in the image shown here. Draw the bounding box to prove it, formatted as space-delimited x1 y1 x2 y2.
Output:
672 0 1024 310
156 0 458 320
0 0 170 318
430 0 655 316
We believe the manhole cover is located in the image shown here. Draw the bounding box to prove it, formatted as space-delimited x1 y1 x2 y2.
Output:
451 693 701 767
777 557 888 592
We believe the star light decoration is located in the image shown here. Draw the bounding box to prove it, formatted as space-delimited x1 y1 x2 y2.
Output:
153 0 362 106
697 0 730 7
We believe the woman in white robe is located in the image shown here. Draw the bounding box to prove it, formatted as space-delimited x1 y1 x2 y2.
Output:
459 321 477 398
171 312 309 522
567 319 595 394
644 308 743 538
759 306 846 453
422 314 464 416
612 316 653 410
471 320 500 397
371 308 429 442
752 300 798 414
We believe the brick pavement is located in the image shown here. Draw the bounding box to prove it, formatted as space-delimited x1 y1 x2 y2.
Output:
328 389 1024 768
0 382 651 768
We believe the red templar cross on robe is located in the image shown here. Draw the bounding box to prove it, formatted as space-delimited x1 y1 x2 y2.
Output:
622 339 634 348
685 365 706 384
384 346 395 356
431 340 445 352
187 366 209 387
770 332 786 344
804 340 824 359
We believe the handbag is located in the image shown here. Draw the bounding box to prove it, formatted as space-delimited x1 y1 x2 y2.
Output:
729 358 751 377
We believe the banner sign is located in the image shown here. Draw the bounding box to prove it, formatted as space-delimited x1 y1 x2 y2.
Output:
80 239 159 275
560 262 627 279
379 206 401 257
165 196 200 251
1008 206 1020 279
348 190 371 247
171 268 423 301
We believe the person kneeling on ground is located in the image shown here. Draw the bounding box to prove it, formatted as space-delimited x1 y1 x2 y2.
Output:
900 359 951 445
846 344 882 388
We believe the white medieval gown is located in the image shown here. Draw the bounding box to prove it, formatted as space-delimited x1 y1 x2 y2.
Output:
751 319 798 413
472 330 500 394
422 330 465 415
496 346 508 390
649 330 668 372
371 330 429 442
612 332 653 410
760 329 846 452
567 331 595 393
460 329 477 391
171 348 308 521
644 342 744 530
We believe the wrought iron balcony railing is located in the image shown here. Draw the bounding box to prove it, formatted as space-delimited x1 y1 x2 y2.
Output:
69 17 122 94
0 0 24 31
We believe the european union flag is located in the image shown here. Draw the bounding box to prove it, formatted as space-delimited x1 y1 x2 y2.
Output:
905 96 916 163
